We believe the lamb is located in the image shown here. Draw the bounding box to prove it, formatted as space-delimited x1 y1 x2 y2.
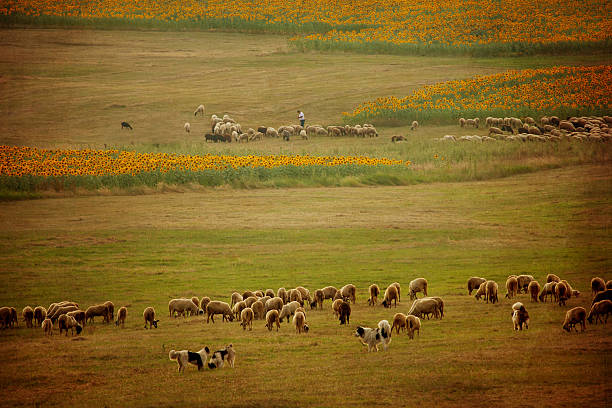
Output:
311 289 324 309
505 276 519 299
194 104 205 116
276 288 288 303
58 314 82 336
33 306 47 326
511 302 529 330
338 301 351 325
562 307 586 332
391 313 407 334
467 277 487 295
67 310 86 327
410 120 419 130
339 284 356 304
486 280 499 304
368 284 380 306
587 300 612 324
528 281 541 302
293 311 308 334
265 309 281 331
104 301 115 322
332 298 344 317
115 307 127 328
240 307 254 331
408 298 439 319
184 122 190 133
547 273 561 283
382 284 399 308
22 306 34 328
143 307 159 329
279 301 301 323
406 315 421 339
169 299 199 318
84 305 108 323
321 286 338 300
206 301 234 323
265 297 284 313
377 320 392 351
475 282 488 301
409 278 428 300
251 300 265 320
591 277 606 297
41 318 53 336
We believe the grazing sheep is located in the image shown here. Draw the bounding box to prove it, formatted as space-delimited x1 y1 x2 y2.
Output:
489 127 503 136
265 310 281 331
505 277 519 299
194 104 205 116
410 120 419 130
0 307 14 329
559 121 576 132
459 118 466 127
555 281 569 306
368 284 380 306
230 292 242 307
475 282 488 301
121 121 132 130
591 277 606 297
511 302 529 330
587 300 612 324
391 313 408 334
539 282 557 302
406 315 421 339
232 301 247 321
591 289 612 306
190 297 200 308
293 311 308 334
561 280 579 299
258 296 271 307
42 318 53 336
184 122 190 133
467 277 487 295
47 301 78 318
378 320 392 350
169 299 199 318
338 301 351 325
22 306 34 328
288 290 303 306
547 274 561 283
562 307 587 332
409 278 428 300
486 281 499 304
58 314 82 336
277 288 288 303
206 301 234 323
296 286 312 304
143 307 159 329
279 301 301 323
391 282 401 302
332 299 344 317
339 284 357 304
321 286 338 300
67 310 86 327
311 289 324 309
517 275 534 293
240 307 254 331
115 307 127 328
391 135 406 142
251 300 265 320
423 297 445 318
33 306 47 326
242 291 255 300
408 298 439 319
382 284 399 308
200 297 211 312
104 301 115 322
49 305 79 323
607 280 612 290
265 297 284 313
528 281 541 302
264 289 275 298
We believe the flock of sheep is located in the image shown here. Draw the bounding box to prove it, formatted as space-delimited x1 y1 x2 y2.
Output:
440 115 612 143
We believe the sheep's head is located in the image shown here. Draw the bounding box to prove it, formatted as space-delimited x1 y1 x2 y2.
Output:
309 301 317 309
303 324 309 333
562 323 570 332
75 325 83 335
152 319 159 328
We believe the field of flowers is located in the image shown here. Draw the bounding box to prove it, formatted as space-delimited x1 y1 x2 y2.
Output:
1 0 610 55
345 65 612 125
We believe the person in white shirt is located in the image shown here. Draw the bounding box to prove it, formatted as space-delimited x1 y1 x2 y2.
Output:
297 110 305 127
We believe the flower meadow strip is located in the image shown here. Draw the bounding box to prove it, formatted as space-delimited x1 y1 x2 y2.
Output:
0 0 610 55
345 65 612 125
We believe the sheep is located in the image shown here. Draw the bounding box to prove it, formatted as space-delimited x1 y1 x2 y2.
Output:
410 120 419 130
528 281 541 302
279 301 301 323
408 298 439 319
240 307 254 331
467 277 486 295
591 277 606 297
338 284 356 304
194 104 205 116
406 315 421 339
293 311 308 334
321 286 338 300
47 301 78 319
242 291 255 300
232 301 247 321
85 304 109 324
121 121 132 130
33 306 47 326
311 289 324 309
368 284 380 306
338 301 351 325
517 275 534 293
230 292 242 307
265 309 281 331
58 314 82 336
475 282 488 301
206 301 234 323
262 289 273 298
265 297 284 313
296 286 312 304
559 121 576 132
562 307 586 332
459 118 466 127
555 281 569 306
184 122 190 133
104 301 115 322
381 284 399 308
391 313 408 334
332 298 344 317
511 302 530 330
142 307 158 329
547 273 561 283
607 281 612 290
67 310 86 327
169 299 199 318
200 297 211 312
486 280 499 304
22 306 34 328
539 281 557 302
505 277 519 299
561 280 580 299
489 127 503 136
391 135 406 142
49 305 79 323
587 300 612 324
0 307 16 328
423 296 445 318
277 288 288 303
409 278 428 300
251 300 265 320
190 297 200 308
391 282 401 302
42 318 53 336
591 289 612 306
258 296 271 308
115 307 127 328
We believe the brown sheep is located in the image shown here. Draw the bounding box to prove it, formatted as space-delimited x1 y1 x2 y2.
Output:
67 310 86 327
200 297 211 312
391 282 401 302
539 281 557 302
277 288 288 303
555 281 569 306
606 280 612 290
391 313 407 334
22 306 34 328
546 274 560 283
486 281 499 304
562 307 586 332
332 299 343 317
143 306 159 329
242 291 255 300
587 300 612 325
85 304 110 324
115 307 127 328
406 315 421 339
295 286 312 304
265 289 275 298
528 281 541 302
58 314 82 336
339 284 356 304
591 277 606 298
251 300 265 320
265 297 284 313
382 284 399 308
338 301 351 325
311 289 324 310
244 296 258 308
230 292 242 307
293 311 308 334
103 301 115 322
475 282 487 301
288 289 303 306
49 305 79 323
368 284 380 306
265 309 280 331
190 297 200 308
41 318 53 336
321 286 338 300
33 306 47 326
206 301 234 323
517 275 534 293
505 277 519 299
467 277 487 295
240 307 254 331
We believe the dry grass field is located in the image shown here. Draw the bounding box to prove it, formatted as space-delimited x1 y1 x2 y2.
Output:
0 27 611 408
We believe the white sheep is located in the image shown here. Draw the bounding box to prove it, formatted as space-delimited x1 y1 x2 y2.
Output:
169 299 199 318
339 284 356 304
409 278 428 300
279 301 301 323
265 297 284 313
194 104 205 116
184 122 191 133
206 301 234 323
408 298 439 319
410 120 419 130
265 309 281 331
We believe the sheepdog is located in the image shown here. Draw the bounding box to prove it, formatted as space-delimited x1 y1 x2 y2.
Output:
377 319 392 350
208 344 235 369
169 346 210 373
355 326 383 352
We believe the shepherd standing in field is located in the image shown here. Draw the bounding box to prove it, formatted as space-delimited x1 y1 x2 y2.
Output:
297 110 305 127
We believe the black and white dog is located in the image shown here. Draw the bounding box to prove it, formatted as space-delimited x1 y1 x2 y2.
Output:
169 346 210 373
208 344 235 369
355 326 383 352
